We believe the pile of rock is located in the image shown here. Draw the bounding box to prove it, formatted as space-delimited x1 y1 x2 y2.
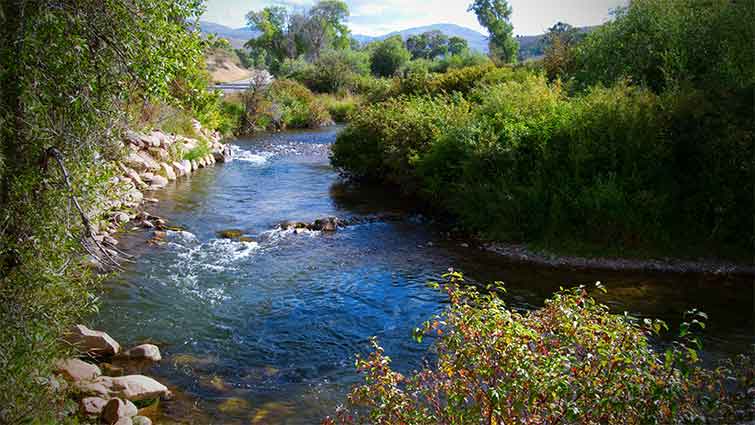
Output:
58 325 169 425
88 119 233 267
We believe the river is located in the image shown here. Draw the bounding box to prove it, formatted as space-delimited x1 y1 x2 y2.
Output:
94 127 754 424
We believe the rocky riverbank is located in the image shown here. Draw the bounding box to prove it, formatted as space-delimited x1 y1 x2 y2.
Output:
57 119 234 424
88 119 233 268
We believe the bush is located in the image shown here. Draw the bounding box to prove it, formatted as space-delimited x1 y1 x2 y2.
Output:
318 94 361 123
332 74 753 255
370 35 411 77
183 138 211 161
326 273 754 425
244 79 332 131
331 94 473 189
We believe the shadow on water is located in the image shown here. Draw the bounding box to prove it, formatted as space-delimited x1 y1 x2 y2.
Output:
95 127 754 424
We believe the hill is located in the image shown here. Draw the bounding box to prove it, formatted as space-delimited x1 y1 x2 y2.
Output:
199 21 258 48
354 23 489 53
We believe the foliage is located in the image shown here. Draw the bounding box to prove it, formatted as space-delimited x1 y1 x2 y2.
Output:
541 22 583 81
447 36 469 56
183 138 212 161
305 49 371 93
571 0 755 93
332 73 753 254
318 94 361 123
0 0 208 421
468 0 518 63
326 273 754 424
331 95 473 189
406 30 450 60
244 79 331 131
245 1 351 72
370 35 412 77
433 50 492 73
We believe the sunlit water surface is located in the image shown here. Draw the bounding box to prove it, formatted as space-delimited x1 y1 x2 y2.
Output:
95 127 754 424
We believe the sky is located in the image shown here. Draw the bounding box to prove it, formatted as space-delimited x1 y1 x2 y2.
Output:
202 0 628 36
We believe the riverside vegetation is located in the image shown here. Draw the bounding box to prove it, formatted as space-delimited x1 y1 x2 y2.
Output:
1 0 753 423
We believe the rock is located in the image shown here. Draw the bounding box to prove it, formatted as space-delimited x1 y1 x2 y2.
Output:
113 212 130 224
101 363 124 377
217 229 243 239
122 167 148 190
310 217 339 232
171 161 186 177
214 145 233 162
123 344 161 362
144 197 159 204
460 243 470 248
55 358 101 382
75 375 169 401
280 221 309 230
191 160 198 172
132 416 152 425
102 398 138 424
65 325 120 356
114 418 134 425
160 163 176 181
239 236 256 243
148 174 168 189
80 396 108 416
181 160 192 174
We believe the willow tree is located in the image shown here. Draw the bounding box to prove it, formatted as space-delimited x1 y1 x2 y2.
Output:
0 0 205 421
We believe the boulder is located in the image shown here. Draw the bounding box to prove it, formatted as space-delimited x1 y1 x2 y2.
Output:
171 161 186 177
160 163 176 181
132 416 152 425
136 151 161 171
123 344 161 362
114 418 134 425
148 174 168 189
122 167 148 190
191 160 199 171
124 131 143 147
280 221 309 230
55 358 101 382
181 160 192 174
102 398 138 424
75 375 169 401
217 229 243 239
65 324 120 356
80 396 108 416
310 217 339 232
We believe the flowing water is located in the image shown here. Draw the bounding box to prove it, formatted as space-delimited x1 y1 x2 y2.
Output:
95 127 754 424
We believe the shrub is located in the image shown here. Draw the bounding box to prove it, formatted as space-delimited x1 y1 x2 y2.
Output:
370 35 411 77
325 273 754 425
305 49 370 93
331 94 473 189
244 79 332 131
318 94 361 123
183 138 211 161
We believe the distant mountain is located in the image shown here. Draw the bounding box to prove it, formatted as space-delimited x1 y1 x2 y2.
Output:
199 21 258 48
200 21 488 53
354 23 489 53
517 25 599 61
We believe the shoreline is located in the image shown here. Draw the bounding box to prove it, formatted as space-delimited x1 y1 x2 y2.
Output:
481 241 755 278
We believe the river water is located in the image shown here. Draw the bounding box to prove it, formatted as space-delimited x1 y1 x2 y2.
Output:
95 127 754 424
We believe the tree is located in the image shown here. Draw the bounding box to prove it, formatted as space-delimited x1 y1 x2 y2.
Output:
541 22 583 80
448 36 469 55
406 33 430 59
0 0 206 421
468 0 518 63
370 35 411 77
426 30 449 59
245 1 351 70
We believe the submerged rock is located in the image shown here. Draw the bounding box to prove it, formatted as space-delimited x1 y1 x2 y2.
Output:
217 229 244 239
65 325 121 356
122 344 161 362
132 416 152 425
310 217 339 232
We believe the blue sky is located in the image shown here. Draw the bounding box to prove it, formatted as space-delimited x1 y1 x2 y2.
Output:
203 0 627 36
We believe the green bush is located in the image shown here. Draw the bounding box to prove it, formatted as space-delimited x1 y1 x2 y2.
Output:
245 79 332 131
331 94 473 190
183 138 211 161
370 35 411 77
332 74 753 255
318 94 361 123
325 273 753 424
